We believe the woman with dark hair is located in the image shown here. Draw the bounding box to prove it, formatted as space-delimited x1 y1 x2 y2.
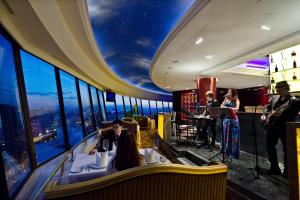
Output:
221 88 240 159
106 129 145 175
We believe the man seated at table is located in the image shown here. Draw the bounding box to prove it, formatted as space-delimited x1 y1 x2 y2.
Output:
89 120 123 154
106 129 145 175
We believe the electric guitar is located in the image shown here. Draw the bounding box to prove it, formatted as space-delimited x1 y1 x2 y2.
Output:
263 100 290 130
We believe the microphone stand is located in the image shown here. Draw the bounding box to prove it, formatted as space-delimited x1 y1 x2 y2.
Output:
239 105 260 180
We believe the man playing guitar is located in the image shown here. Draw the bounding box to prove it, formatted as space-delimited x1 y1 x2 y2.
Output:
261 81 300 178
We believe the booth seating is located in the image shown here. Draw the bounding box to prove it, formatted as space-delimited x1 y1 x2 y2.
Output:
44 164 228 200
99 120 141 145
121 119 141 145
136 116 152 130
100 121 113 128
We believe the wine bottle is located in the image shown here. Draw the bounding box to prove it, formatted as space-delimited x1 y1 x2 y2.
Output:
293 72 297 80
271 77 275 83
293 60 297 68
292 51 297 68
275 65 278 72
270 55 274 63
271 86 275 94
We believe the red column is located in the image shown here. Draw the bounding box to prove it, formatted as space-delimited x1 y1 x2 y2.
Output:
196 77 217 105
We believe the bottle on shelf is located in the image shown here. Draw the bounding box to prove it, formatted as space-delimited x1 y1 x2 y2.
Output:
271 77 275 83
271 86 275 94
292 51 297 68
270 55 274 63
275 65 278 72
293 72 297 80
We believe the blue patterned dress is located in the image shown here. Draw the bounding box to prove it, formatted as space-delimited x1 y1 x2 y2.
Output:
223 100 240 159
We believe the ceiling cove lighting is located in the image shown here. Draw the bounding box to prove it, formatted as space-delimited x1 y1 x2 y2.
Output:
261 25 271 31
195 37 203 45
205 55 213 59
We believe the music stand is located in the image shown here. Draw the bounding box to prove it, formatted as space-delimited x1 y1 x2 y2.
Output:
207 107 237 164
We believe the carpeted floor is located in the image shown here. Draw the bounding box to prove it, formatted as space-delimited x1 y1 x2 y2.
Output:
139 129 156 148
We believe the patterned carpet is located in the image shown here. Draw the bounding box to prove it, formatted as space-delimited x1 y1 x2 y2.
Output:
139 129 156 148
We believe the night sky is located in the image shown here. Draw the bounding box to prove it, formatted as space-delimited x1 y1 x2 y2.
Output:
87 0 195 94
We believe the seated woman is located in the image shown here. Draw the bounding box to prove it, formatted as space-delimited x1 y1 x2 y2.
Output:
106 129 145 175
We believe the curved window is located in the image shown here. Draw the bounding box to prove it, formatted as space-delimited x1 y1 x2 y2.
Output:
0 35 31 197
123 96 131 114
97 90 106 121
90 86 101 128
150 100 157 116
157 101 164 113
141 100 150 116
103 92 116 121
21 50 65 164
131 98 138 115
116 94 124 119
163 101 170 112
59 71 83 147
78 81 94 134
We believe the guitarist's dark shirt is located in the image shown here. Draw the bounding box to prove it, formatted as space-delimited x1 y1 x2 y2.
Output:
273 94 291 110
265 94 300 131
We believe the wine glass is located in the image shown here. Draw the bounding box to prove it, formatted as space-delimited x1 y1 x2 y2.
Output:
103 139 110 152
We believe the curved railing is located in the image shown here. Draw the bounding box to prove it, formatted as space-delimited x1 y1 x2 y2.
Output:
32 130 99 200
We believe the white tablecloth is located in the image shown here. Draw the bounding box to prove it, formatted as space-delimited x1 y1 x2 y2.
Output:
68 148 170 183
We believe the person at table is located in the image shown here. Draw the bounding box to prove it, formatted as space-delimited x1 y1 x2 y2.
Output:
200 91 220 148
106 130 145 175
221 88 240 159
89 120 123 154
261 81 300 177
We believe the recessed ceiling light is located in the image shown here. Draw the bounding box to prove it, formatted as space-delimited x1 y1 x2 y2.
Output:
186 88 190 90
261 25 271 31
205 55 213 59
195 37 203 45
165 86 170 88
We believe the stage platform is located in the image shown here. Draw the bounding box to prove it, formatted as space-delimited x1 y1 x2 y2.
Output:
166 139 288 200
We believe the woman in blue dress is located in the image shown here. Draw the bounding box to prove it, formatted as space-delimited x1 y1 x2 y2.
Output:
221 88 240 159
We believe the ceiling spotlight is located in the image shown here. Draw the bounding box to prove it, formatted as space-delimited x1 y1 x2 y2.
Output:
186 88 190 90
261 25 271 31
205 55 213 59
195 37 203 45
165 86 170 88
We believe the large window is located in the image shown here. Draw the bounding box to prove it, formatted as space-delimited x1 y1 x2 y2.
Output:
163 101 170 112
59 71 83 147
21 50 65 164
141 100 150 116
131 98 138 114
97 90 106 121
0 34 31 197
123 96 131 114
169 102 173 111
78 81 94 134
90 86 101 128
150 100 157 115
136 98 143 115
157 101 163 113
116 94 124 119
103 92 116 121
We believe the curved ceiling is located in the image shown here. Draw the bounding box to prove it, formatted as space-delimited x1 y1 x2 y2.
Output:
151 0 300 91
0 0 171 100
87 0 195 94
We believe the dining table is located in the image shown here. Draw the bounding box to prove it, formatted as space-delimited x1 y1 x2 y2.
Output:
68 148 170 184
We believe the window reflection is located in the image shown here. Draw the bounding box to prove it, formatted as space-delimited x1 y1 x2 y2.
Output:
142 100 150 116
169 102 173 111
103 92 116 121
98 90 106 121
0 35 31 197
123 96 131 114
78 81 94 134
163 101 170 112
116 94 124 119
90 86 101 128
150 100 157 116
157 101 164 113
21 50 66 164
59 71 83 147
136 99 143 115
